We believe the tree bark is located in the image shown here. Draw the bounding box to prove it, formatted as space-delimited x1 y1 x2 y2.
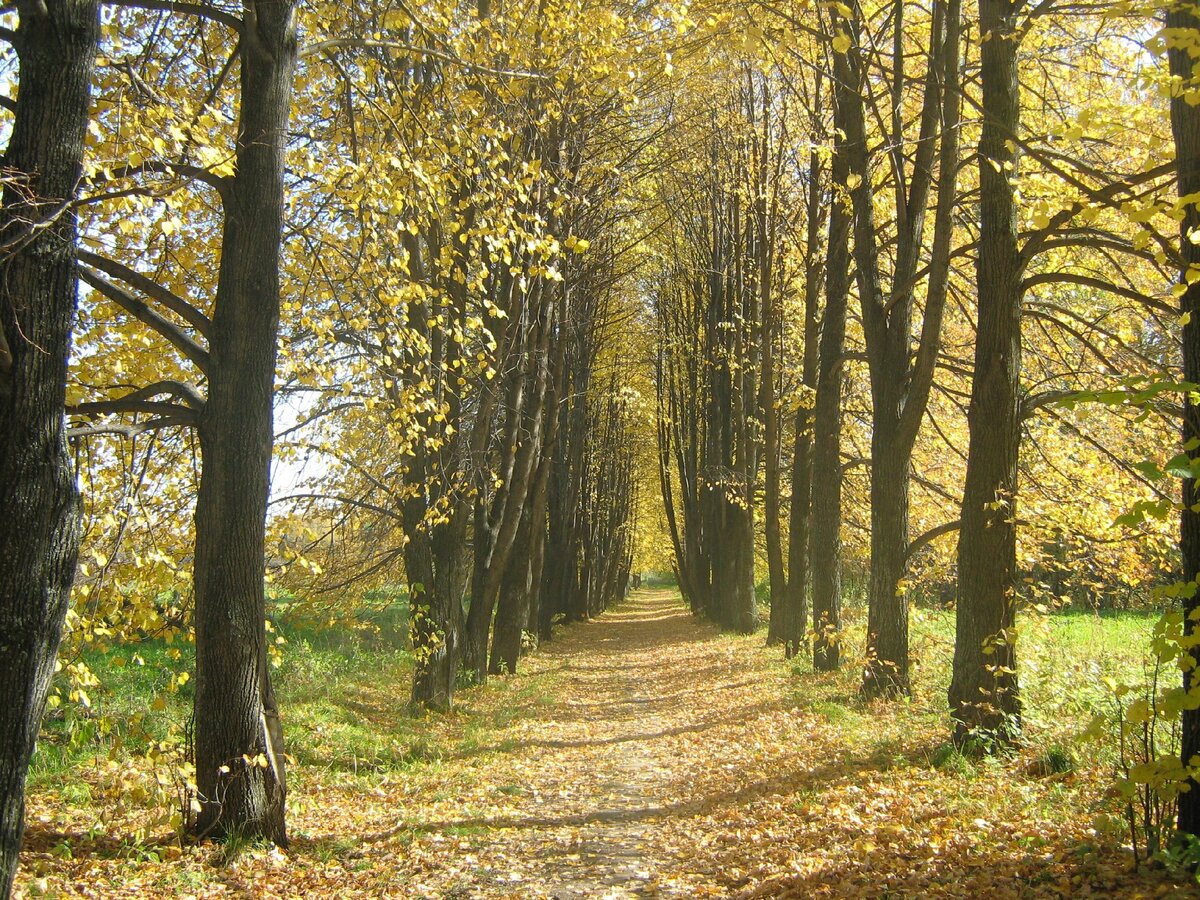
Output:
0 3 98 892
190 0 297 846
490 483 539 675
1168 0 1200 836
778 149 824 661
949 0 1022 747
404 499 469 709
463 301 552 682
490 339 560 675
810 33 854 673
851 0 957 698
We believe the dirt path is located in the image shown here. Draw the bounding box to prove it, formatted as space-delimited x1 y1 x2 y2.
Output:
366 588 782 898
494 589 741 898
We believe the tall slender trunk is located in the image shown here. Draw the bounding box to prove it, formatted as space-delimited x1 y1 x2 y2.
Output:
781 152 825 660
525 509 547 647
490 472 544 675
759 114 786 646
810 36 854 672
0 4 98 892
949 0 1022 746
191 0 297 845
490 346 559 674
463 312 551 682
863 436 910 694
405 517 468 709
851 0 955 698
1168 0 1200 835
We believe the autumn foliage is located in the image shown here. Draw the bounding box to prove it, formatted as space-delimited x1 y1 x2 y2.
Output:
2 0 1200 896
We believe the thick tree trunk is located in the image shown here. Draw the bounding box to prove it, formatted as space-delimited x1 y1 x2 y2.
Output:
0 4 98 892
191 0 297 846
1168 0 1200 836
949 0 1022 746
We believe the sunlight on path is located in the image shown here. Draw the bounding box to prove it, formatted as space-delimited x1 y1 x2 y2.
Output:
519 590 724 898
397 588 769 898
327 590 1188 899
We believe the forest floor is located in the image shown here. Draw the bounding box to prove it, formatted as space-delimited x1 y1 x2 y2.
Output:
15 589 1200 898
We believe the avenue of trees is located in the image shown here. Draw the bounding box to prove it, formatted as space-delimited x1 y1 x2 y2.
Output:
1 0 1199 894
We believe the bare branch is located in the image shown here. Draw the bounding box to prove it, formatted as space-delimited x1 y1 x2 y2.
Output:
1023 271 1169 315
100 0 241 31
67 416 193 439
79 249 212 338
275 401 362 441
269 491 404 523
77 378 204 410
1020 389 1077 421
79 267 211 374
83 158 231 200
905 520 961 562
71 397 199 421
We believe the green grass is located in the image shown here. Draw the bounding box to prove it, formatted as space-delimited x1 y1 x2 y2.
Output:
30 602 424 802
778 599 1160 780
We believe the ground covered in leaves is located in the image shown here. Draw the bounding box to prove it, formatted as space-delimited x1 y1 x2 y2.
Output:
16 590 1200 898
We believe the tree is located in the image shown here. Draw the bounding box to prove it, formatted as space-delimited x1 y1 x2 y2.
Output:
948 0 1023 745
68 0 298 842
841 0 962 698
189 0 298 844
0 3 99 893
809 13 853 672
1166 0 1200 836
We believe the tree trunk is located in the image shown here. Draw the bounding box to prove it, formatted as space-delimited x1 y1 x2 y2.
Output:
525 510 547 649
491 428 555 675
948 0 1022 747
851 0 955 699
778 150 824 661
0 4 98 892
810 40 853 672
406 517 468 709
863 435 910 695
1168 0 1200 836
191 0 297 846
463 321 550 683
763 359 786 644
490 513 534 676
730 501 758 633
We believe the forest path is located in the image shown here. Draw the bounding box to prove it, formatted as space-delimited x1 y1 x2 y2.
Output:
362 587 789 898
488 588 744 898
